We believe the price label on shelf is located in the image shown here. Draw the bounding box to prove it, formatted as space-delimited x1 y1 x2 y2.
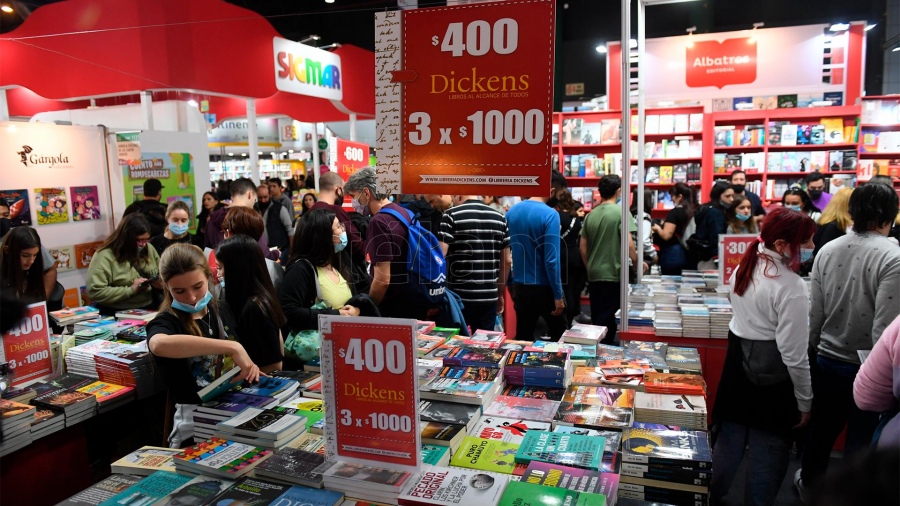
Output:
1 302 53 387
319 316 420 471
719 234 757 286
375 0 555 196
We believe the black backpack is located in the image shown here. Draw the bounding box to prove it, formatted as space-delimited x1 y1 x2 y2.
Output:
684 205 717 261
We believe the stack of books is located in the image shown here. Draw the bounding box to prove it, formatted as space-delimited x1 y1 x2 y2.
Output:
483 395 561 423
114 308 158 322
30 406 65 440
116 324 148 342
72 326 115 345
654 303 683 337
442 346 509 369
633 392 708 430
97 470 194 505
419 365 503 405
514 430 606 472
418 399 482 434
398 466 511 506
421 444 451 467
64 339 120 377
680 304 710 338
463 329 507 348
94 341 164 399
619 428 713 505
322 460 413 504
560 323 607 346
49 306 99 326
172 437 272 479
665 347 703 374
213 477 344 505
420 421 468 452
73 316 116 332
0 399 35 456
254 445 332 488
417 334 446 357
30 376 97 427
214 406 308 449
642 372 707 396
192 391 280 440
502 351 570 388
708 303 733 339
553 385 635 430
76 379 136 413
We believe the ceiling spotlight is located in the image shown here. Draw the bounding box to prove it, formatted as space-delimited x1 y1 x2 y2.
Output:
865 24 876 31
0 5 13 13
187 100 198 108
227 152 234 156
288 149 294 153
242 153 248 156
829 23 850 32
299 35 321 44
325 0 335 3
257 151 263 155
596 45 608 54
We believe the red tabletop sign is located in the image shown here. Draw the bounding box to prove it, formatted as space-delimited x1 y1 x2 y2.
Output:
391 0 555 196
719 234 757 285
319 316 420 471
2 302 53 387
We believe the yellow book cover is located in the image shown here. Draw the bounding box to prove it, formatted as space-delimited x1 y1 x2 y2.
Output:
659 166 673 184
821 117 844 143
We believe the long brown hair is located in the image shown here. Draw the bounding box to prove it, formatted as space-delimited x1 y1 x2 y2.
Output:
222 206 264 240
732 207 816 296
725 194 758 234
215 234 286 328
0 226 46 302
158 243 215 336
98 213 152 266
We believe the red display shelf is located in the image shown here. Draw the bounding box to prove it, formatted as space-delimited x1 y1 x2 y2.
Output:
711 171 764 177
565 176 601 186
632 157 702 164
765 172 819 176
860 124 900 129
631 183 678 189
859 152 900 157
713 145 765 152
631 132 703 138
559 143 622 149
766 143 859 151
711 105 860 123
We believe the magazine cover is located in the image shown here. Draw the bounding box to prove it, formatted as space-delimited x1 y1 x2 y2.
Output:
34 187 69 225
74 241 103 269
70 186 101 221
0 189 31 226
48 245 76 272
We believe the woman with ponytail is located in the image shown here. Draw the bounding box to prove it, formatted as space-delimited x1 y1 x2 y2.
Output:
710 207 817 506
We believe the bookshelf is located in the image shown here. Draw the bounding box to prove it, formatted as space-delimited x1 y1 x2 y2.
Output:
706 105 862 203
858 96 900 184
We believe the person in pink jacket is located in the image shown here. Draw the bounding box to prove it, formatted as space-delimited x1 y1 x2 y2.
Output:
853 314 900 449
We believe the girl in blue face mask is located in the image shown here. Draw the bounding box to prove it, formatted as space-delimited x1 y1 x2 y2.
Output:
150 200 194 256
216 234 287 374
146 243 261 448
725 194 758 235
781 188 822 224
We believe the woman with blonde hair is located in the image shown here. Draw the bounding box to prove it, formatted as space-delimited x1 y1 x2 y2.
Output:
150 200 194 255
147 243 261 447
814 188 853 256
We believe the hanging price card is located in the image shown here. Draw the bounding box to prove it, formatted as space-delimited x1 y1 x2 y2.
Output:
718 234 757 286
332 138 371 183
1 302 53 387
319 316 420 472
375 0 555 196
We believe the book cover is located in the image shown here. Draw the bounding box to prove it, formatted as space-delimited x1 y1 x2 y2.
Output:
34 187 69 225
271 485 344 506
469 415 552 444
322 461 412 490
777 94 798 108
196 367 241 402
418 399 480 427
421 445 451 466
483 396 560 422
497 478 607 506
504 351 568 371
0 399 35 425
57 474 142 506
438 366 500 382
70 186 101 221
420 376 496 401
464 330 506 348
420 421 466 445
209 477 292 505
231 375 296 398
620 428 712 467
443 347 507 368
0 189 31 226
398 466 510 506
217 406 306 439
154 475 233 505
97 471 192 506
642 373 706 396
173 438 272 477
254 447 326 484
581 123 601 145
270 369 321 388
110 446 180 476
31 385 95 412
417 335 446 356
74 241 103 269
501 385 566 401
599 119 621 145
450 436 523 474
514 431 605 472
521 461 607 495
76 381 135 403
426 327 460 340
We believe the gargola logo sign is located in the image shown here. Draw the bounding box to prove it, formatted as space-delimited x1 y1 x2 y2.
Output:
686 38 757 89
17 145 73 168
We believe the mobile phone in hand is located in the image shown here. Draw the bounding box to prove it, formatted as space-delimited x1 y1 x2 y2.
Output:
139 275 160 289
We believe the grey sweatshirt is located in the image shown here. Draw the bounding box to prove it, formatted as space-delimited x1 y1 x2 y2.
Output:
809 232 900 364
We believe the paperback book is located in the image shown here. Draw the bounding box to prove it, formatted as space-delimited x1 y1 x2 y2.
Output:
216 406 307 439
443 347 508 368
398 466 511 506
153 475 233 505
483 395 561 423
522 461 619 498
620 428 713 469
449 436 524 475
418 399 481 432
110 446 181 476
56 474 142 506
501 385 566 401
253 446 329 488
96 471 192 506
469 415 552 444
172 438 272 479
514 431 605 471
209 477 293 504
420 421 467 449
497 480 607 506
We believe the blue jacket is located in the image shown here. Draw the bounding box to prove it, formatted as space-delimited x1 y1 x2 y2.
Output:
436 288 470 336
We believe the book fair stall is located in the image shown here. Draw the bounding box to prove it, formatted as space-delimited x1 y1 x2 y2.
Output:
1 0 898 505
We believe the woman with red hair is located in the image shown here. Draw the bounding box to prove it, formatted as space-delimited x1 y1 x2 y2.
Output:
710 207 817 506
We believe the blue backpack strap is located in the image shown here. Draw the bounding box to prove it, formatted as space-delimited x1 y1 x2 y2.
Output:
380 206 414 228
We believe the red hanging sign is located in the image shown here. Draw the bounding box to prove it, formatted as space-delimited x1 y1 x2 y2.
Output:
319 316 421 471
334 139 371 183
2 302 53 387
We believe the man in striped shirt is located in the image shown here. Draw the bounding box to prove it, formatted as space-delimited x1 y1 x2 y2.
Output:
438 195 511 333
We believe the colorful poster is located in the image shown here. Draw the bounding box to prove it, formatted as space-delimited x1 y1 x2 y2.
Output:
116 132 142 167
719 234 757 286
1 302 53 387
320 316 421 471
34 187 69 225
48 245 76 272
122 152 195 207
74 241 103 269
0 189 31 226
70 185 101 221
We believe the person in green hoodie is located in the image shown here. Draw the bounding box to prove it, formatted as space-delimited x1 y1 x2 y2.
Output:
86 213 163 315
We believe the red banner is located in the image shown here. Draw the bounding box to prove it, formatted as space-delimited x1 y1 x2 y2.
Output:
686 38 757 89
395 0 555 196
334 139 371 183
320 317 420 471
2 302 53 387
719 234 757 285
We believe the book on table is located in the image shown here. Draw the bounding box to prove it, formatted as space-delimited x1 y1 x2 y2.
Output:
321 460 413 494
443 346 508 368
96 470 192 506
215 406 307 440
196 367 242 403
521 460 619 499
110 445 181 476
469 415 552 444
420 421 467 450
253 446 331 488
152 475 234 505
449 436 524 475
483 395 560 423
620 428 712 469
172 437 273 479
514 430 605 472
418 399 481 433
421 444 451 466
497 480 607 506
55 473 142 506
397 466 511 506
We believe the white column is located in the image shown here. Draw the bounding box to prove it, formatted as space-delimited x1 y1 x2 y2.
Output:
0 89 8 121
312 122 321 193
140 91 154 130
636 0 646 283
619 0 631 334
247 99 260 185
349 113 357 141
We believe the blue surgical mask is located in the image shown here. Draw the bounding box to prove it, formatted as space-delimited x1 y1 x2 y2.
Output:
800 247 814 263
219 279 225 290
334 231 348 252
786 205 802 212
169 222 189 236
736 212 751 222
616 197 622 205
171 290 212 314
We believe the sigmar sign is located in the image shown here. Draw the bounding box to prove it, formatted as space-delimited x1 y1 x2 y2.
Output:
274 37 343 100
375 0 555 196
686 38 757 89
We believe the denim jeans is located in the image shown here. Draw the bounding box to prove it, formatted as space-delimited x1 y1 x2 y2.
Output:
800 355 880 486
711 420 792 506
588 281 620 344
659 243 688 275
511 284 567 341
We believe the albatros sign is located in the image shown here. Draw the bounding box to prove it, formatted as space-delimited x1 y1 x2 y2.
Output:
273 37 343 101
